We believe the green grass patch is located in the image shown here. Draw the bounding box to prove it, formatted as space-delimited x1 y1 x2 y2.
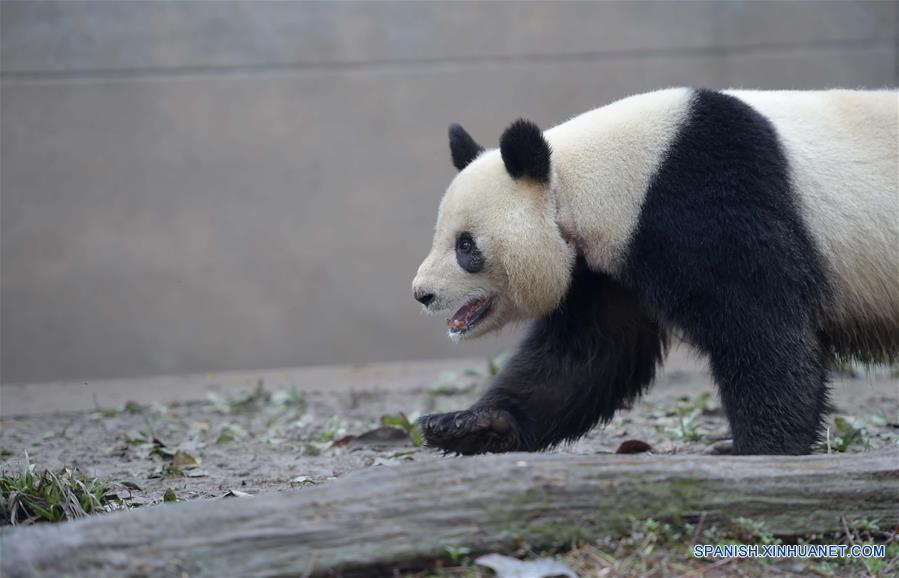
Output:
0 462 116 525
653 392 718 444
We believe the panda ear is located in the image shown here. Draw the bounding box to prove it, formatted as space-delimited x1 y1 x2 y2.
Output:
499 118 551 182
449 124 484 171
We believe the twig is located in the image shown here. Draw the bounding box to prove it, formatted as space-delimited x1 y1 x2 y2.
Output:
705 557 735 571
841 514 856 547
691 511 707 545
301 551 319 578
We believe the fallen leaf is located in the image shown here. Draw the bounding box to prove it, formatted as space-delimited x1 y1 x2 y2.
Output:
329 435 355 448
475 553 577 578
172 451 198 468
222 489 251 498
348 426 410 449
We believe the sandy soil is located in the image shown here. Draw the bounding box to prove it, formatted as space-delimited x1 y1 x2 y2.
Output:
2 348 896 508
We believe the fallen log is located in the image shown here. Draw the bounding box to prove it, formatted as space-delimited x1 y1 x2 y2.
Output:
2 450 897 577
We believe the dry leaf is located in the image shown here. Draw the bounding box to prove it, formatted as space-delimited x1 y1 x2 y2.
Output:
171 451 198 468
329 435 355 448
348 426 410 449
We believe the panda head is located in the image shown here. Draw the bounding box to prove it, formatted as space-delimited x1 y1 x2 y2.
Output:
412 119 576 341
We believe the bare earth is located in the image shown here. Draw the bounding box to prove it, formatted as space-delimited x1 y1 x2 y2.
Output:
2 347 896 507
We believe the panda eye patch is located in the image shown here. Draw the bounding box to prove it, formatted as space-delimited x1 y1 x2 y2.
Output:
456 232 484 273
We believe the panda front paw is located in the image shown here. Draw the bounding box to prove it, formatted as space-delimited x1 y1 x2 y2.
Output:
419 407 524 455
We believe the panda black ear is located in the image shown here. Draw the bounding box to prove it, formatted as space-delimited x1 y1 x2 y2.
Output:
449 124 484 171
499 118 551 182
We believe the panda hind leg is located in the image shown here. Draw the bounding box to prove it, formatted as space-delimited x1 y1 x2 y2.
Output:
709 325 831 455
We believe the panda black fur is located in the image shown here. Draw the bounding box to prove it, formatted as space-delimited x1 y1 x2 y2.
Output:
413 88 898 455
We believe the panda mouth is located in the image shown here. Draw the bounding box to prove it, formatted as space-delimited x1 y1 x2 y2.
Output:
446 296 493 336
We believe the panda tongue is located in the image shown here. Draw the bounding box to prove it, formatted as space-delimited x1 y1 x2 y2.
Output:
447 298 485 329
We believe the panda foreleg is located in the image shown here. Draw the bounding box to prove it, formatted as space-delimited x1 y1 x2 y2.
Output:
420 259 668 454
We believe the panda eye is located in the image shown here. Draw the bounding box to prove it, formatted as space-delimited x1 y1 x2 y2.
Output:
456 232 476 254
455 232 484 273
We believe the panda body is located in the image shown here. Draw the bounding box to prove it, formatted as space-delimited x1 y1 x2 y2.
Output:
546 88 898 348
413 88 898 455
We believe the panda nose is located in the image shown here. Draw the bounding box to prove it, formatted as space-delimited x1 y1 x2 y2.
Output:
414 291 435 307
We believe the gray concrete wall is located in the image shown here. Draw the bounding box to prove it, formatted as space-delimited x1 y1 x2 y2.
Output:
2 1 897 383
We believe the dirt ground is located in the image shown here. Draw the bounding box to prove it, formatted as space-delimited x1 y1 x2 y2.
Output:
2 347 897 508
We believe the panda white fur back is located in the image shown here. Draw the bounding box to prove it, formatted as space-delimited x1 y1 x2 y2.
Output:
413 87 898 455
726 90 898 345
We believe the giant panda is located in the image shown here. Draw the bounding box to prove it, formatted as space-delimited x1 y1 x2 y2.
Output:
411 87 898 456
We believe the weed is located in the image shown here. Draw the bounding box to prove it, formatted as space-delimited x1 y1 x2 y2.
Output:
820 416 872 453
732 517 781 546
96 400 164 418
381 412 424 447
300 417 350 455
655 393 716 443
302 442 321 456
213 423 249 445
123 401 150 415
487 351 510 377
207 379 305 415
208 379 270 414
444 545 471 565
0 460 114 525
206 380 307 446
270 386 306 410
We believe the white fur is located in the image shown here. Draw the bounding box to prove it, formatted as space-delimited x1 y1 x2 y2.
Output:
546 87 694 272
727 89 899 331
